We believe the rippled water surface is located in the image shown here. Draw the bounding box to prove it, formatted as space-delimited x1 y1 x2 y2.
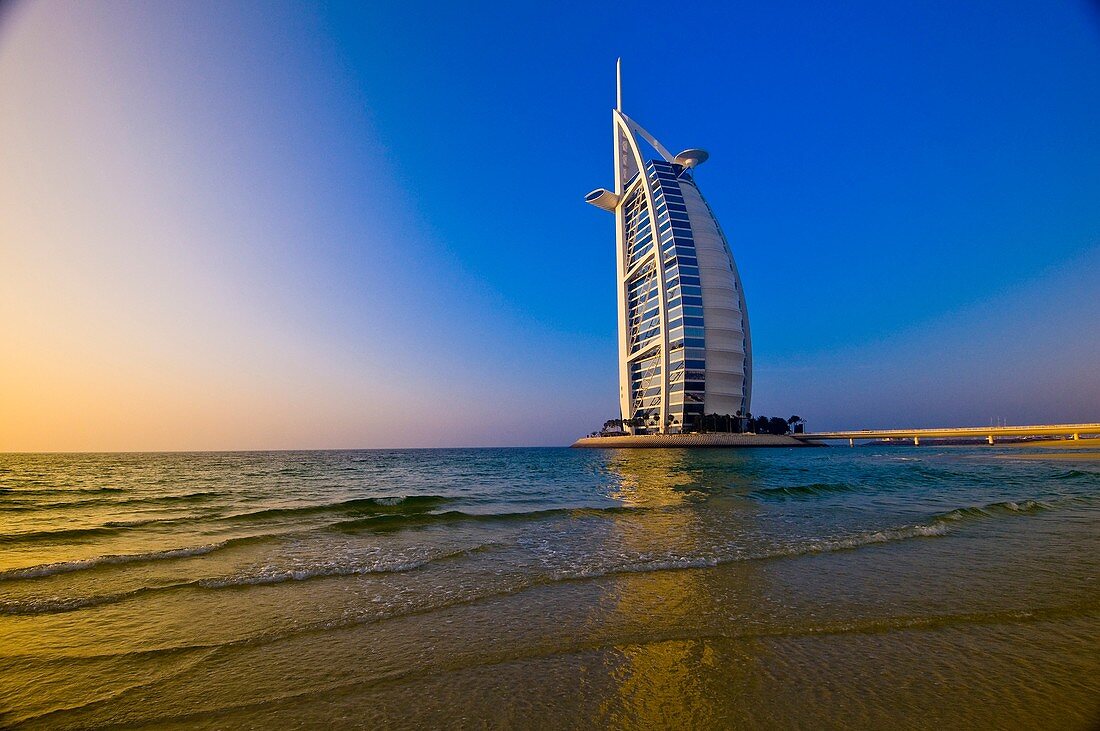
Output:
1 446 1098 729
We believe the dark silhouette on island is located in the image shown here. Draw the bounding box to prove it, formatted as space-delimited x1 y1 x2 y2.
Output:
596 413 804 437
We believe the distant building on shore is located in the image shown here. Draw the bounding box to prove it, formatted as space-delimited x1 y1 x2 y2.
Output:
585 60 752 434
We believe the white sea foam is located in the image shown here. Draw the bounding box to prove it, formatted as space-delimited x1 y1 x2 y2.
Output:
544 521 949 584
0 544 492 615
799 523 948 553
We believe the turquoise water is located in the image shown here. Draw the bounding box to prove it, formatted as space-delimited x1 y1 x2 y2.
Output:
1 446 1098 728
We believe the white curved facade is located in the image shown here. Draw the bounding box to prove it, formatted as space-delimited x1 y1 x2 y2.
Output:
586 62 751 433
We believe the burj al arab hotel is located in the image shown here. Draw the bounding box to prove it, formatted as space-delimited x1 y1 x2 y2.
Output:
586 60 751 434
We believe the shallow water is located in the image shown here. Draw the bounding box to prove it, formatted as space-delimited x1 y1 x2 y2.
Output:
1 446 1097 729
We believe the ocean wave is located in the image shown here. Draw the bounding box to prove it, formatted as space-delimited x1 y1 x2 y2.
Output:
115 490 221 506
547 555 722 581
735 522 949 561
329 504 636 533
1053 469 1098 481
330 510 468 532
0 525 121 544
0 486 125 496
749 482 858 499
1 491 222 513
0 536 271 581
102 516 194 529
544 522 949 583
0 494 454 544
0 590 152 615
796 523 948 552
222 494 452 523
0 516 205 543
933 499 1052 524
905 464 973 482
194 545 489 589
0 544 493 616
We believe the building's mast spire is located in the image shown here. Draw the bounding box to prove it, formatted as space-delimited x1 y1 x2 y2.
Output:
616 57 622 111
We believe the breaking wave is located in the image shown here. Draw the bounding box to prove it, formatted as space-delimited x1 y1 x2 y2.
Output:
0 545 492 616
538 522 952 582
932 500 1052 524
0 536 271 582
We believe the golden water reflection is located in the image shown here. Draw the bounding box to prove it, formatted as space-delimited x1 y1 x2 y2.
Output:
595 448 766 727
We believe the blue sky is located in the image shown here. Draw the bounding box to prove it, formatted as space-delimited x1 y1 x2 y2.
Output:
1 0 1098 449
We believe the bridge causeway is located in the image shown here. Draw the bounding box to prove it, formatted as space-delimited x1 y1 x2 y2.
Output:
794 423 1100 446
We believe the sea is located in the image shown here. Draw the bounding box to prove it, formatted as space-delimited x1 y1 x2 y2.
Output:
0 445 1097 729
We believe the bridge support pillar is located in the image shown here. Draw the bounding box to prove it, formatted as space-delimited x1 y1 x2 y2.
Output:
987 435 994 445
913 436 920 446
1073 433 1080 440
849 438 854 447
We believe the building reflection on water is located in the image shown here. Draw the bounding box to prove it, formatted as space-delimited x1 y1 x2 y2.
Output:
591 448 768 727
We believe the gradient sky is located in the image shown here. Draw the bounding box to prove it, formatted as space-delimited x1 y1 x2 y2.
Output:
1 0 1098 450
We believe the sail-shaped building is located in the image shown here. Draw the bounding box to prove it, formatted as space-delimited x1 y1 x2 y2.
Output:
586 61 751 434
